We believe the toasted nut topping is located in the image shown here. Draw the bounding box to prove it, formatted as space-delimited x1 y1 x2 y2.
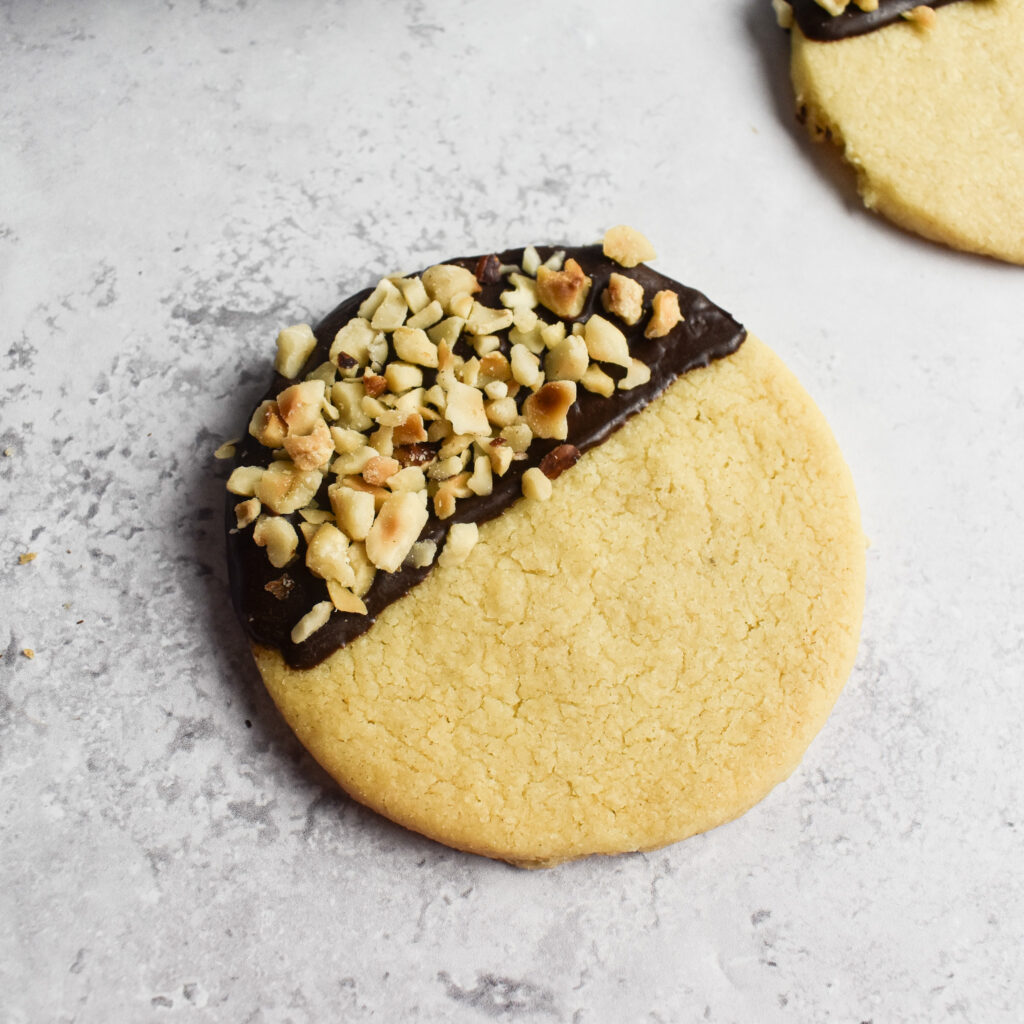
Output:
248 400 287 449
306 523 356 587
274 323 317 378
363 455 401 486
386 466 427 492
521 467 553 501
580 364 615 397
602 225 656 268
500 273 540 311
385 362 423 396
466 301 514 336
540 444 581 480
645 289 685 339
488 442 515 476
329 483 376 540
438 522 479 568
405 299 444 330
427 316 465 348
346 541 377 596
369 279 408 331
227 465 265 497
235 497 261 529
584 315 632 368
474 253 502 285
253 515 299 568
392 412 428 446
362 373 388 398
467 454 493 496
409 540 437 568
396 276 430 314
264 574 295 600
510 344 542 387
278 380 327 436
500 422 533 452
393 326 439 368
214 439 238 460
331 380 375 431
443 378 490 436
901 4 935 26
326 581 368 615
290 600 333 644
544 334 590 382
364 490 429 572
394 442 437 468
479 351 512 383
618 358 652 391
283 418 334 471
255 461 323 515
522 246 542 276
535 258 591 319
523 380 576 440
329 318 377 370
485 396 519 428
601 273 645 326
421 264 481 312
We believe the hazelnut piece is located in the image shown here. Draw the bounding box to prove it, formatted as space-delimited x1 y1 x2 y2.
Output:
602 226 656 268
522 380 576 440
535 258 591 319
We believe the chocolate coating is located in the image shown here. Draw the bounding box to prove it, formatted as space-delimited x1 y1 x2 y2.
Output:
226 246 746 668
789 0 970 40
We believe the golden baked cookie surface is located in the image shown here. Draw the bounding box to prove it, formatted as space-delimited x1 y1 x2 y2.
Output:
790 0 1024 264
255 336 865 867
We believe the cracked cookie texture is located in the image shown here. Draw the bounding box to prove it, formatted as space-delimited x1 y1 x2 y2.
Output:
254 334 865 867
789 0 1024 263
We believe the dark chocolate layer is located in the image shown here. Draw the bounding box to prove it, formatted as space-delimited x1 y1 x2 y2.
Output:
226 245 746 668
790 0 970 40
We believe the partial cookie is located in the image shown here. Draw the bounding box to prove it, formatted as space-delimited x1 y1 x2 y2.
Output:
226 233 865 867
781 0 1024 264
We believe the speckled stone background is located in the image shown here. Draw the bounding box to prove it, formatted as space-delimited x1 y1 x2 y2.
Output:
2 1 1022 1021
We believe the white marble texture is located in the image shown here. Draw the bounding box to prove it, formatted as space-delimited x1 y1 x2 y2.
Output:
2 1 1021 1020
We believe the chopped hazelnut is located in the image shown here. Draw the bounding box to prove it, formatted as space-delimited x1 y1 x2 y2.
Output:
254 461 322 515
580 364 615 398
466 302 514 336
409 540 437 568
393 442 437 468
235 498 261 529
249 400 288 449
362 373 388 398
253 515 299 568
645 290 685 339
385 362 423 395
290 601 333 644
602 225 656 268
365 491 429 572
406 299 444 330
396 276 430 314
278 380 326 436
601 273 645 326
264 574 295 601
329 483 376 541
474 253 503 285
421 264 481 312
467 455 493 496
618 358 652 391
326 581 368 615
283 418 334 471
393 412 428 445
510 344 543 387
535 258 591 319
522 380 576 440
369 279 408 331
329 317 377 370
393 326 440 368
306 523 356 586
362 455 401 486
500 273 540 311
584 315 632 368
332 381 375 431
544 335 590 382
772 0 794 28
540 444 581 480
274 323 317 378
227 465 265 497
521 467 553 501
443 378 490 436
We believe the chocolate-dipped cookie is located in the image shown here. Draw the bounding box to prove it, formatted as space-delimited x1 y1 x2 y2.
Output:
226 229 865 867
778 0 1024 264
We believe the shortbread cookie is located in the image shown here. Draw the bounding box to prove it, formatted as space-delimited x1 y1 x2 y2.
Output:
226 231 865 867
782 0 1024 264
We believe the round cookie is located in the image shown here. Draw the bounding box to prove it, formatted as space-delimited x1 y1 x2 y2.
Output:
786 0 1024 264
227 237 865 867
